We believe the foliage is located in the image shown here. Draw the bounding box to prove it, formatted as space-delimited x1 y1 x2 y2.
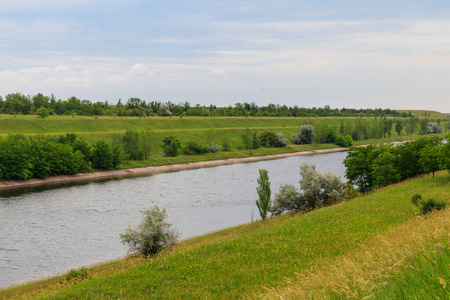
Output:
256 169 271 223
292 125 315 144
299 162 347 208
427 122 442 134
344 145 378 193
62 268 91 283
207 143 221 153
0 133 95 179
271 184 304 215
411 193 446 215
183 141 207 155
120 206 178 256
345 137 447 192
162 135 180 157
35 107 50 118
92 139 115 170
260 131 279 147
277 132 288 147
419 144 442 178
221 138 232 152
395 120 403 136
122 130 144 160
335 135 353 147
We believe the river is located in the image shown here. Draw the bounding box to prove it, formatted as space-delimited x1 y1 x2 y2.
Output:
0 151 347 288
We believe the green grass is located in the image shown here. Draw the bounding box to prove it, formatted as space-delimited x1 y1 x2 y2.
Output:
0 115 447 172
1 172 445 299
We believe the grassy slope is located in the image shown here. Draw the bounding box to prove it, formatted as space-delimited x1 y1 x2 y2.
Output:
0 115 447 170
2 172 446 299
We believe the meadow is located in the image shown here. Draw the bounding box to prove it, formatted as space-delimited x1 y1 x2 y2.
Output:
0 115 447 170
1 171 448 299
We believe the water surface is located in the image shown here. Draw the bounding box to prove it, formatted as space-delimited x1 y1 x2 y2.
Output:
0 152 347 288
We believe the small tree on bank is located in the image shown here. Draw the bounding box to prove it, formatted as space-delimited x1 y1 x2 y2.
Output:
256 169 271 224
120 206 178 256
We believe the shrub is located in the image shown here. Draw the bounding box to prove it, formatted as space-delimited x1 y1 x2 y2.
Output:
36 107 50 118
92 139 114 170
260 131 278 147
292 125 315 144
183 141 207 155
277 132 288 147
221 138 232 152
162 135 180 157
271 184 305 215
207 143 221 153
120 206 178 256
411 193 446 215
335 135 353 147
299 162 347 208
427 122 442 134
62 267 90 283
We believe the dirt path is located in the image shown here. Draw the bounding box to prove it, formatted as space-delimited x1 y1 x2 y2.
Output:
0 147 348 191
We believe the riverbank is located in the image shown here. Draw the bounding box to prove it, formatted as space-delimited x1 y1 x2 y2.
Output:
1 171 448 299
0 147 347 191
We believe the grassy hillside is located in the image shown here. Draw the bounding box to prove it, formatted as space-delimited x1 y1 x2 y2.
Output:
0 115 447 171
2 171 448 299
396 109 449 118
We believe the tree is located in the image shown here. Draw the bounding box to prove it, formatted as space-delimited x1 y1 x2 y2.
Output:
256 169 271 223
299 162 346 208
406 117 419 135
36 107 50 118
395 120 403 136
292 125 315 144
162 135 180 157
419 144 442 178
140 129 153 159
92 139 114 170
344 145 378 192
120 206 178 256
122 130 143 160
260 131 278 147
371 146 400 188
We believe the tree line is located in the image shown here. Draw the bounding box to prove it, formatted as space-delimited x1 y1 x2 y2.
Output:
344 134 450 193
0 92 410 118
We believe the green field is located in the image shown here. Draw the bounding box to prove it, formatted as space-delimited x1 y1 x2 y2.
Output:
2 171 448 299
0 115 448 170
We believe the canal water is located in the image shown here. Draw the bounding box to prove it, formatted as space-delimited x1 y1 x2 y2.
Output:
0 151 347 288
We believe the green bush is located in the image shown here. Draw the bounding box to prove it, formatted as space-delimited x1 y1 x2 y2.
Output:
335 135 353 147
62 267 90 283
162 135 180 157
411 193 446 215
120 206 178 256
183 141 207 155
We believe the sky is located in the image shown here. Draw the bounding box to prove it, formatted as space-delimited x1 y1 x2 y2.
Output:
1 0 450 112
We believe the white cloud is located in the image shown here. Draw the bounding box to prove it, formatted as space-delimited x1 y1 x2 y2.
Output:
211 68 226 75
130 63 147 74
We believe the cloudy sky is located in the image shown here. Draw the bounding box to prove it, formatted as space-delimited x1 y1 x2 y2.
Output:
1 0 450 112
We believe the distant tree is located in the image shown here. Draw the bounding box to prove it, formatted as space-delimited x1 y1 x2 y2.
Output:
427 123 442 134
122 130 143 160
406 117 419 135
92 139 114 170
292 125 315 144
260 131 278 147
419 118 429 135
256 169 271 224
36 107 50 118
140 129 153 159
159 102 173 116
241 128 253 150
344 145 378 192
335 135 353 147
162 135 180 157
395 120 403 136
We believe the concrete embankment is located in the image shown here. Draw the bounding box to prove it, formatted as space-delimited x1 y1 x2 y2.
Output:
0 147 348 191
